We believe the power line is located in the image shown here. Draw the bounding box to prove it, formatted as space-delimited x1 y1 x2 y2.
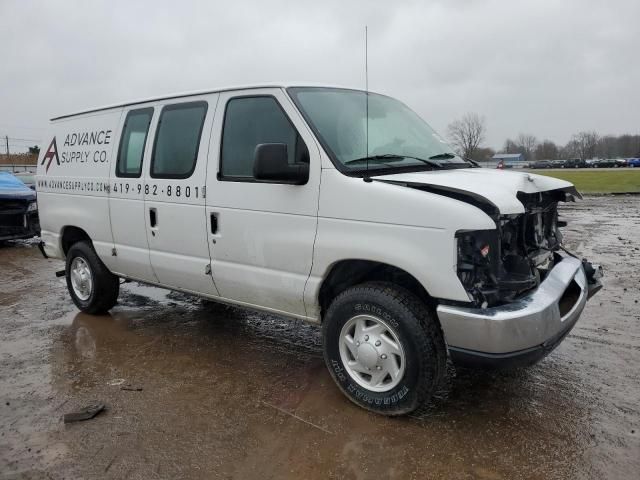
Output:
2 136 41 143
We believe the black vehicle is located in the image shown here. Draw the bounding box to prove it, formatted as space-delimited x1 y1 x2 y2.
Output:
615 158 628 168
594 158 618 168
530 160 553 169
0 172 40 242
563 158 586 168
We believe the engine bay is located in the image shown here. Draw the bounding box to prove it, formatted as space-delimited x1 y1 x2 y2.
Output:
456 190 571 307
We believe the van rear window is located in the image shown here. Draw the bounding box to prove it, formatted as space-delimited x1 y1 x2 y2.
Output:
151 101 207 179
116 108 153 178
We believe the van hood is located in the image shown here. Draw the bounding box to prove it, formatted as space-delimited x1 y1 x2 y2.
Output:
373 168 580 214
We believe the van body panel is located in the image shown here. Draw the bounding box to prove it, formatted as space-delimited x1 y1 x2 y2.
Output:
304 169 497 315
36 109 123 267
142 94 220 296
204 88 321 317
108 103 157 282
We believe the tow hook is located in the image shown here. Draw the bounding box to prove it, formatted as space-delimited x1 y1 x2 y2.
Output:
582 259 603 299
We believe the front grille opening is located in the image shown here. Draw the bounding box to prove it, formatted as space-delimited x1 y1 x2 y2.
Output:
559 280 581 317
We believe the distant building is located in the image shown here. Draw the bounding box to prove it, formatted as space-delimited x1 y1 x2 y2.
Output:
488 153 526 168
0 154 38 172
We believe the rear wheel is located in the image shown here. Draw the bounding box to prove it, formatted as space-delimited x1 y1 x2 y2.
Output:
66 241 119 314
322 282 446 415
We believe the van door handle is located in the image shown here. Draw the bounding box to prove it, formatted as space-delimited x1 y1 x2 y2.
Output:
210 213 218 234
149 208 158 230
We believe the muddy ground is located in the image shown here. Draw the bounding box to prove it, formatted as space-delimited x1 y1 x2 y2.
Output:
1 196 639 479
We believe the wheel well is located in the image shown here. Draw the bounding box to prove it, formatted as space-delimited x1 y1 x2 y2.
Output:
318 260 434 319
60 226 91 256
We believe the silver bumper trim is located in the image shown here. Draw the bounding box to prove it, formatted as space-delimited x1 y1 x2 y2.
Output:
437 254 592 354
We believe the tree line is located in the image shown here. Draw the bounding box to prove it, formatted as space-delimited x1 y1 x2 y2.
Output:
446 113 640 162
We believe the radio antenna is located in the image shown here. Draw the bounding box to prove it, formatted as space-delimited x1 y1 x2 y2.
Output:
364 25 371 181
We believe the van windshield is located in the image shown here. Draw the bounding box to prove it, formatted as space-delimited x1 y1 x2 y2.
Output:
287 87 468 174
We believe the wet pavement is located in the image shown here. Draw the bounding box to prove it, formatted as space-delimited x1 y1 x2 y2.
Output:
1 196 639 479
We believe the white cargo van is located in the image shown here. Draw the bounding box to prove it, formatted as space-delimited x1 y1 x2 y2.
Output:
36 85 602 415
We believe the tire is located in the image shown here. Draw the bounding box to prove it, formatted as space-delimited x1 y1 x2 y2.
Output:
65 241 119 314
322 282 446 415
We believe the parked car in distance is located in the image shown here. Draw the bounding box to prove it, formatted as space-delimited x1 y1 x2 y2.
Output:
614 158 628 168
0 172 40 241
594 158 618 168
36 84 603 415
584 159 598 168
530 160 553 169
627 158 640 167
563 158 586 168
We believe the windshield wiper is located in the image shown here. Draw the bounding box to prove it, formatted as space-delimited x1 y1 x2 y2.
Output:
344 154 404 165
428 152 457 160
402 156 444 168
345 154 443 169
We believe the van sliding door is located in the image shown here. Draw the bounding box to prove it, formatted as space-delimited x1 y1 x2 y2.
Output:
142 95 220 296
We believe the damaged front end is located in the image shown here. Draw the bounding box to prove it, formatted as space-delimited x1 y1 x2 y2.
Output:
373 171 602 310
457 190 585 307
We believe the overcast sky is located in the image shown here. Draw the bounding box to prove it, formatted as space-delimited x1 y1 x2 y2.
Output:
1 0 638 153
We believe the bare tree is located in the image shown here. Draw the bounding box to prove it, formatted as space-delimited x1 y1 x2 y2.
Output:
474 146 496 163
534 140 559 160
571 131 600 159
502 132 638 160
515 133 538 161
447 113 486 160
503 138 521 154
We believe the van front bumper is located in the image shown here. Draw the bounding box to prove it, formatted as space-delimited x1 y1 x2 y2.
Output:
437 254 602 368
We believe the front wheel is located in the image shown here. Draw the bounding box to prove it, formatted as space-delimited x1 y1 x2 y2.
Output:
66 241 119 314
322 282 446 415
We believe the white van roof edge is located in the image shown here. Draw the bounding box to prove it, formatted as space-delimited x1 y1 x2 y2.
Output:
49 83 373 121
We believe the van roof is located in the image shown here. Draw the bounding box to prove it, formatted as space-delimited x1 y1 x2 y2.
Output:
50 83 371 121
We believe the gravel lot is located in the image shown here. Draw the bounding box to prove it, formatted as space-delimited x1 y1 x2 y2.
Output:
1 195 639 479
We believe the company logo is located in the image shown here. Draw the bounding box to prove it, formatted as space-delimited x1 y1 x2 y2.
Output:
41 137 60 173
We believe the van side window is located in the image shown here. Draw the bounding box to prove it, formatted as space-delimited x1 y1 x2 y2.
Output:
116 108 153 178
220 96 309 179
151 101 208 179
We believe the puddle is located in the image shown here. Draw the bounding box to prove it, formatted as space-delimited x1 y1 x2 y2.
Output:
1 196 639 479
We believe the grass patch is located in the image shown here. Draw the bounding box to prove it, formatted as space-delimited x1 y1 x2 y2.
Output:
530 169 640 194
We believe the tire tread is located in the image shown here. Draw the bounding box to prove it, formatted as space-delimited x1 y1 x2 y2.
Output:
66 241 119 314
323 281 446 415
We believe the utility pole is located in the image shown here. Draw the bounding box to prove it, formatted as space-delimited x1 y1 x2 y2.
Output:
4 135 8 157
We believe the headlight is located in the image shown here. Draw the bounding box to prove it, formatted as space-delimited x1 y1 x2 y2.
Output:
27 202 38 212
457 222 547 307
456 229 500 306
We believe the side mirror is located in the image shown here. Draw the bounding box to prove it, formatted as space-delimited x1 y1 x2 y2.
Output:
253 143 309 185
